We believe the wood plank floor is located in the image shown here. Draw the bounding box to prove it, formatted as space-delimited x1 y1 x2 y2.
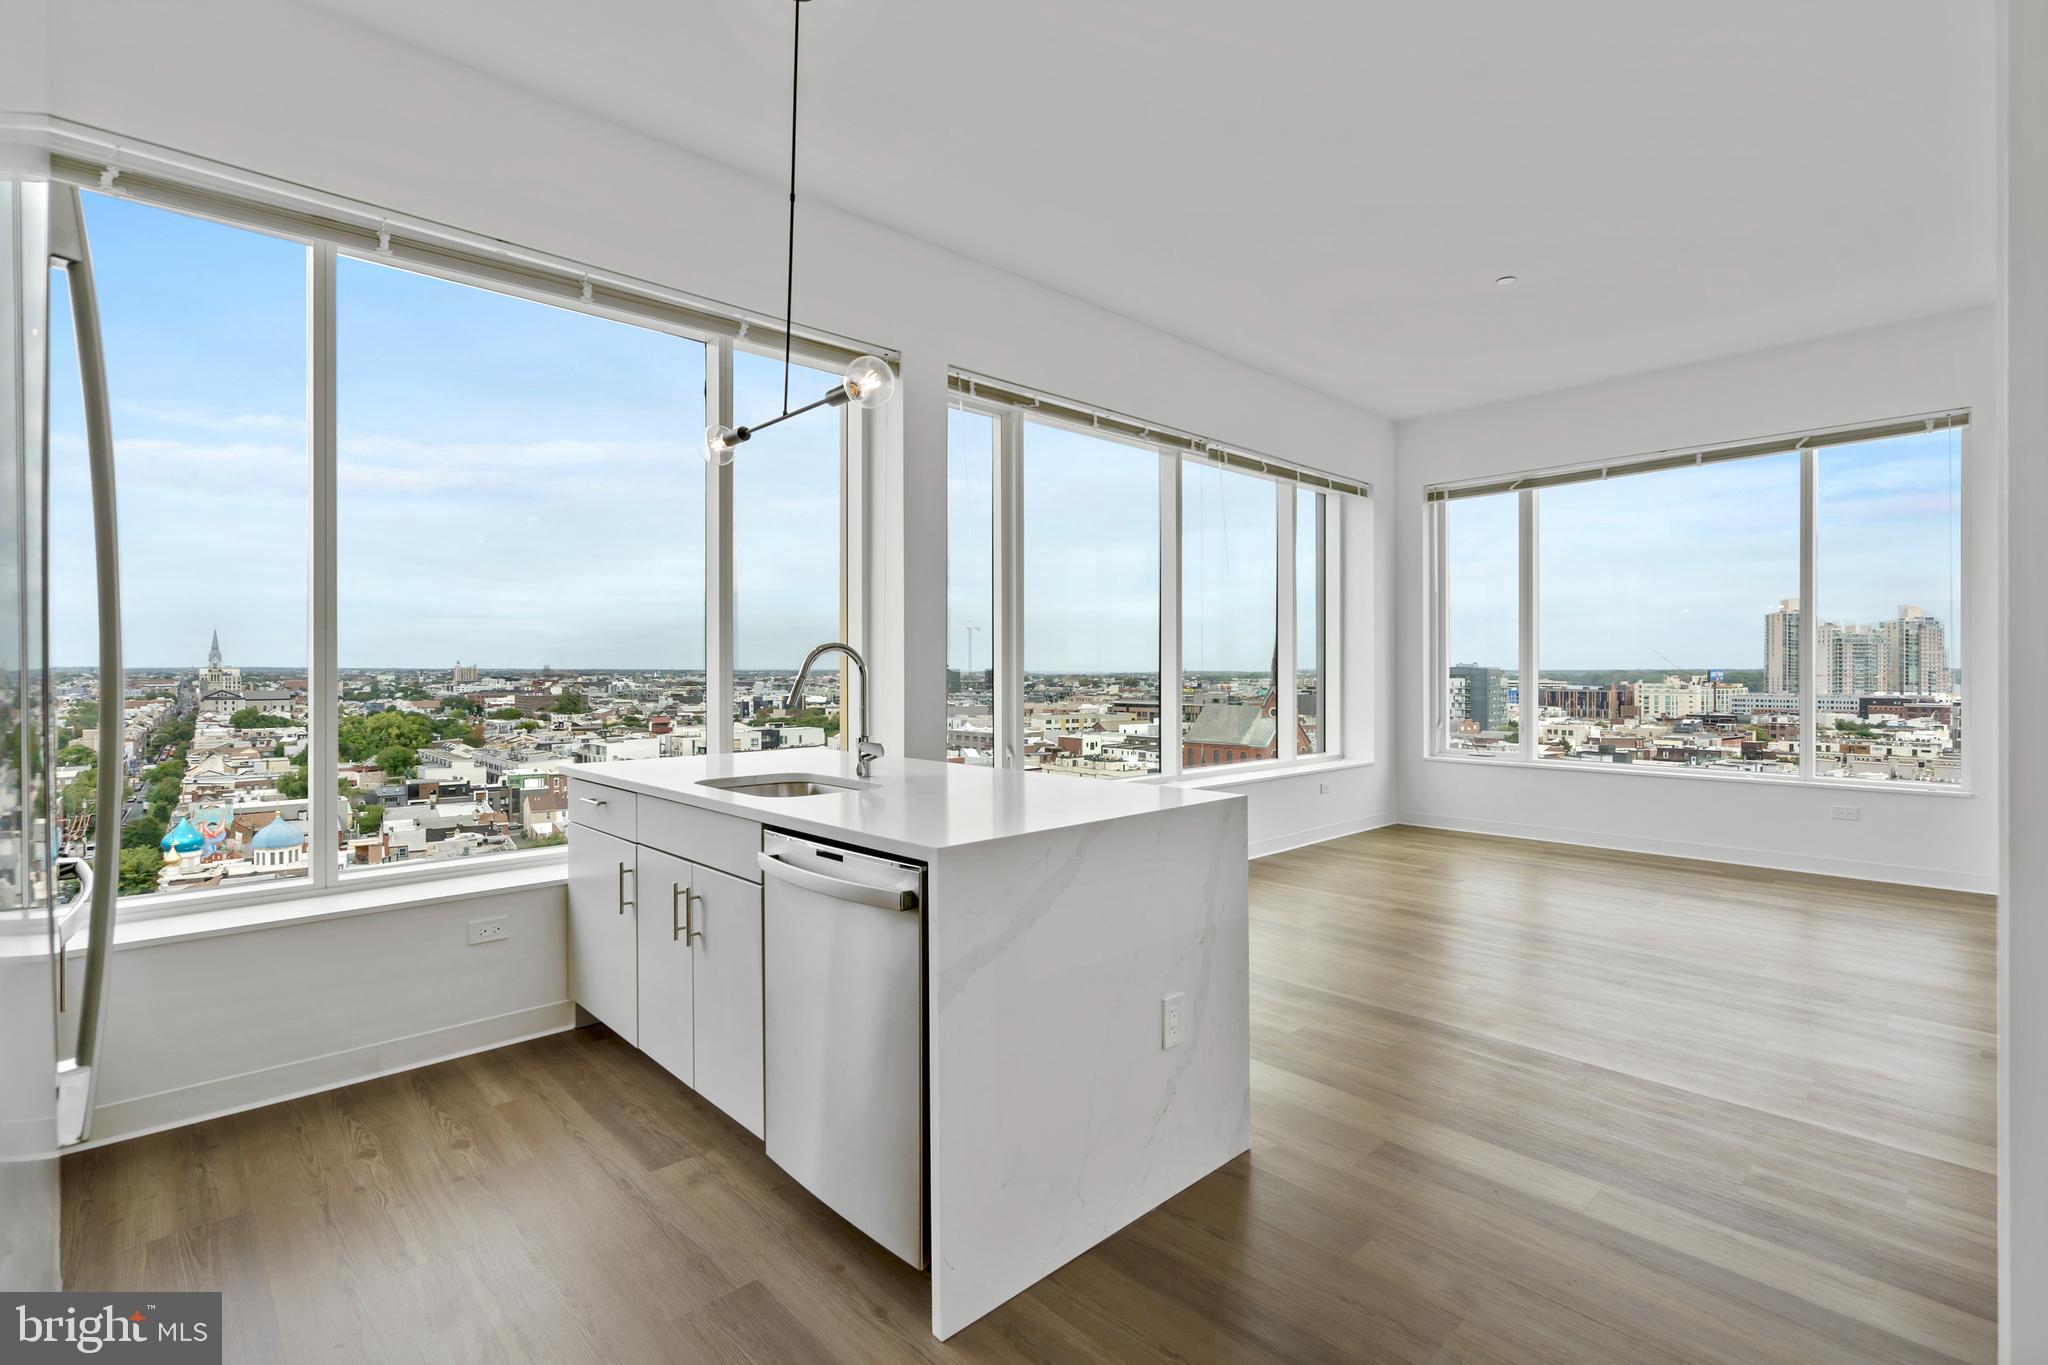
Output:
61 826 1998 1364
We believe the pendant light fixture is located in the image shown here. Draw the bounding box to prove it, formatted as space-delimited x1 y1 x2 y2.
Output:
705 0 895 466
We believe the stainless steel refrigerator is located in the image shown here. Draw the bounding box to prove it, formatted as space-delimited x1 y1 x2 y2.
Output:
1 170 123 1289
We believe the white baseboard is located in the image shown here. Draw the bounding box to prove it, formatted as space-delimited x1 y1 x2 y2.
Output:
1250 811 1397 860
74 1000 577 1150
1396 810 1997 895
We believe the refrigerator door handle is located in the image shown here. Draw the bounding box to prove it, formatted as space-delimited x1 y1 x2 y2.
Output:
46 183 120 1147
49 855 94 1015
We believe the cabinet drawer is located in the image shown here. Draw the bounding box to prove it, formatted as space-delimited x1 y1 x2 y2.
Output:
567 778 636 842
639 799 762 883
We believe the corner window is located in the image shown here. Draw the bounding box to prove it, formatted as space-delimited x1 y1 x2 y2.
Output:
1430 412 1966 787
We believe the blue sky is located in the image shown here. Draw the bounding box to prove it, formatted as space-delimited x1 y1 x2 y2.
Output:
1447 430 1964 675
948 413 1308 676
49 191 845 671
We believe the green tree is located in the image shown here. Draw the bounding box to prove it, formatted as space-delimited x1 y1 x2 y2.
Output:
229 707 293 728
336 711 433 763
118 846 163 896
553 688 588 715
277 765 309 800
356 803 385 834
376 745 419 779
122 814 167 851
488 707 524 720
55 743 96 766
60 766 96 817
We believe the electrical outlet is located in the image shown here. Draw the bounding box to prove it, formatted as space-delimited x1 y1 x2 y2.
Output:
467 915 509 945
1162 992 1185 1049
1830 805 1861 822
1319 781 1332 795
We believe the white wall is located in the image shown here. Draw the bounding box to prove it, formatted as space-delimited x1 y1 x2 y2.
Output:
1395 308 2001 893
22 0 1399 845
60 880 571 1145
1997 0 2044 1356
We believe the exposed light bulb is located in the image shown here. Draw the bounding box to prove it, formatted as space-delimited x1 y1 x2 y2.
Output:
704 423 742 466
841 355 897 410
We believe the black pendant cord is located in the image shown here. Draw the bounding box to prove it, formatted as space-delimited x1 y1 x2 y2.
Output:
781 0 801 417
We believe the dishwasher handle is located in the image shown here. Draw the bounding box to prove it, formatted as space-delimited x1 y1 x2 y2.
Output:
757 851 919 912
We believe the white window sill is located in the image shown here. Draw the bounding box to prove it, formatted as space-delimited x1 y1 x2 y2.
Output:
92 856 569 953
1161 755 1373 791
1421 749 1973 797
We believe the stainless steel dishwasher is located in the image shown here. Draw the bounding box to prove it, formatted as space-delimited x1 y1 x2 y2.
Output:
758 830 927 1268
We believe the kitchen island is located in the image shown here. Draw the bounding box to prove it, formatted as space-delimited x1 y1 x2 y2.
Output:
566 749 1250 1339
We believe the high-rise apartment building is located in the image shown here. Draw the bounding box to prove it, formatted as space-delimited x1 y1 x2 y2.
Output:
1881 605 1952 695
1764 602 1952 697
1820 622 1882 695
1764 600 1800 693
1449 664 1510 732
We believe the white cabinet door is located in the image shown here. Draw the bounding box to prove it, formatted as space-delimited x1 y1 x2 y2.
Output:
635 845 696 1086
690 860 764 1138
567 824 639 1045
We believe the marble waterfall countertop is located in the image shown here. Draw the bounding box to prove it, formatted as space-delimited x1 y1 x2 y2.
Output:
571 749 1238 862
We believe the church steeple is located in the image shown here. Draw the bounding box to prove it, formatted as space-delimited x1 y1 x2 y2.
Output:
208 630 222 667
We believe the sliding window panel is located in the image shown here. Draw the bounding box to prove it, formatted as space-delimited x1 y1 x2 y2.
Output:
1296 487 1326 756
47 192 309 902
1440 492 1520 756
1021 420 1160 777
946 407 996 766
731 349 843 750
1814 425 1964 784
335 257 705 869
1536 453 1800 775
1181 462 1278 770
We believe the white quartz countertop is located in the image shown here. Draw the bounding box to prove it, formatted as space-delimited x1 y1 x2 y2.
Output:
570 749 1239 860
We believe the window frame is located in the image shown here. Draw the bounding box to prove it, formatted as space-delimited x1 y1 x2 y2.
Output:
951 386 1352 783
66 184 878 922
1424 411 1972 795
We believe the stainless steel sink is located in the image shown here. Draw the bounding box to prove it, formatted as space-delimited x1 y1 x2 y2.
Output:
698 774 871 799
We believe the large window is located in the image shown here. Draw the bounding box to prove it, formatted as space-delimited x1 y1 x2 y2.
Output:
1537 454 1800 774
950 377 1359 781
48 192 309 901
1023 420 1161 776
1431 412 1967 787
1182 462 1276 770
1439 491 1519 757
946 407 995 766
734 349 843 749
46 186 866 908
337 258 706 870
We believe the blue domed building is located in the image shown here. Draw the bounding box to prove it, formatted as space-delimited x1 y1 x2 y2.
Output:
160 816 204 862
249 812 308 871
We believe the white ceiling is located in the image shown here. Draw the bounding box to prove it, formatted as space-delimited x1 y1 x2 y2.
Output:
304 0 1996 420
